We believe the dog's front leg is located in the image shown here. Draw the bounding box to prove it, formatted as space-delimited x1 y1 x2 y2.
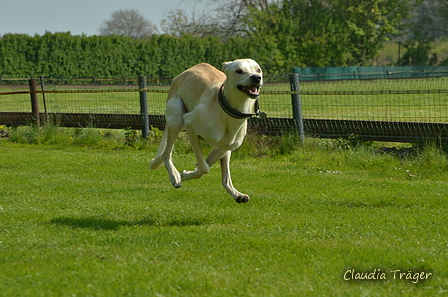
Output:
181 126 210 181
220 151 249 203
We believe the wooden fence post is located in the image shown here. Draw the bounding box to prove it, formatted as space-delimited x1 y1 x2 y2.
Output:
29 79 40 127
139 76 149 138
289 73 305 145
40 76 49 123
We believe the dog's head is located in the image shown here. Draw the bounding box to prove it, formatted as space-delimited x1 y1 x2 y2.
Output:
222 59 263 99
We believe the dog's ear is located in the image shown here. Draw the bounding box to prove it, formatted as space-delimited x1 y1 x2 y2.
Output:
221 61 232 72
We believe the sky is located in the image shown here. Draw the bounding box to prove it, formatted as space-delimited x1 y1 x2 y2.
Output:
0 0 198 36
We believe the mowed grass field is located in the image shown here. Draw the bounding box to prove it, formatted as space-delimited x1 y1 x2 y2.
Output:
1 129 448 296
2 77 448 121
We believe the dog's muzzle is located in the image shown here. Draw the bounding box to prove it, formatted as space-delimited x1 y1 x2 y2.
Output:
237 74 262 99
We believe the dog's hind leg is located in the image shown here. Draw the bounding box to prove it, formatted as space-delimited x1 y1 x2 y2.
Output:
206 147 228 166
220 151 249 203
181 124 210 181
163 123 183 188
181 147 227 181
152 96 185 188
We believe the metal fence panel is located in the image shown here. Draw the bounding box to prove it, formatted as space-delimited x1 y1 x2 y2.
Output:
2 76 448 142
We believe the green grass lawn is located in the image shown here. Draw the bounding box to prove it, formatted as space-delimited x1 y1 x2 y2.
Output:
1 129 448 296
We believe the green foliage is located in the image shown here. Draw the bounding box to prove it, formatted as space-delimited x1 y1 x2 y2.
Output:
245 0 422 67
234 133 302 158
0 0 422 79
333 0 422 65
123 127 139 146
4 124 150 150
397 38 436 66
8 123 73 145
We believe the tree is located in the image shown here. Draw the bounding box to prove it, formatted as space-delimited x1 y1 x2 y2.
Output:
392 0 441 66
434 0 448 36
245 0 422 67
161 0 270 40
335 0 424 65
397 38 435 65
99 9 157 39
161 0 422 68
161 9 208 37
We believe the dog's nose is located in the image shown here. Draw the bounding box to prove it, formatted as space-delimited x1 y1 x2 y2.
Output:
250 74 262 84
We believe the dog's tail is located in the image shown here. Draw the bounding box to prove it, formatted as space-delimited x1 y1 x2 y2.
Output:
149 130 168 170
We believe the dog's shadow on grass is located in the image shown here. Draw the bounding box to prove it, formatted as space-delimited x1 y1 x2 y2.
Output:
50 216 207 231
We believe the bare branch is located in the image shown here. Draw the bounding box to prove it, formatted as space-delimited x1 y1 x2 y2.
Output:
160 0 273 39
99 8 158 39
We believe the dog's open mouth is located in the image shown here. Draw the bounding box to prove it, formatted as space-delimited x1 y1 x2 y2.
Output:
237 85 261 99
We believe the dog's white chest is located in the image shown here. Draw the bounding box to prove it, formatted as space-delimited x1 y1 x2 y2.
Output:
183 107 246 150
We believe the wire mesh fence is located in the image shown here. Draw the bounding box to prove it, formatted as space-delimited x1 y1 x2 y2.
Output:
0 77 170 114
2 76 448 142
297 78 448 122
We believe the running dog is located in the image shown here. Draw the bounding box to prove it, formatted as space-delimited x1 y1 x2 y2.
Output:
150 59 263 203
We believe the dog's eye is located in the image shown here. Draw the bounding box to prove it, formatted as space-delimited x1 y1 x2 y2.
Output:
235 70 244 74
256 69 261 73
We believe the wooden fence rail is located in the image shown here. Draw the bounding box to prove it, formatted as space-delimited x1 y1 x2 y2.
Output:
2 112 448 143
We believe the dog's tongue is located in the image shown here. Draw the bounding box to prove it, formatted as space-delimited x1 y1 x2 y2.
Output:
247 85 259 94
238 85 260 98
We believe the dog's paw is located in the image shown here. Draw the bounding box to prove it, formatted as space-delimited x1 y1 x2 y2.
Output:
172 181 182 188
169 172 182 188
181 169 204 181
235 195 250 203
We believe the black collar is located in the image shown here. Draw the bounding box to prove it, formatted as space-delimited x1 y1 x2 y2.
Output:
218 84 261 119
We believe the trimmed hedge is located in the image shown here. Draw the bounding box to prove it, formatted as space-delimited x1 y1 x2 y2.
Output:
0 32 279 78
